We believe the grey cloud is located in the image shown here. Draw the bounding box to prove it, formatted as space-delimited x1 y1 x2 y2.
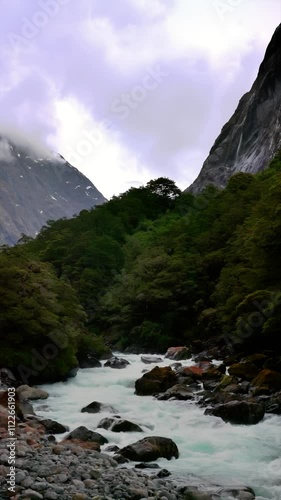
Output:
0 0 279 194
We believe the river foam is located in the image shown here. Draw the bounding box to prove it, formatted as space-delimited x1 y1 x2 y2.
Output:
33 354 281 500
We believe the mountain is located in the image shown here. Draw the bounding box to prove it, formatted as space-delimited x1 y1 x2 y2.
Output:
0 135 106 245
188 24 281 193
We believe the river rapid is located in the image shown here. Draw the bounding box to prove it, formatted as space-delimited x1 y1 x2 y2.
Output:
33 354 281 500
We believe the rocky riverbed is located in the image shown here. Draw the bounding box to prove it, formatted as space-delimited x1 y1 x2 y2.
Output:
0 346 281 499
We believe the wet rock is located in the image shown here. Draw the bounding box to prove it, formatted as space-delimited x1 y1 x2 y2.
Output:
135 462 160 469
17 385 49 400
65 426 108 444
157 384 194 401
215 486 255 499
228 363 260 381
242 353 268 368
135 366 177 396
81 401 116 413
177 366 203 380
263 356 281 373
104 356 130 369
78 353 102 369
183 488 212 499
165 346 190 361
206 400 265 425
141 356 163 364
251 369 281 394
104 445 120 452
39 418 69 434
97 417 143 433
263 392 281 414
119 436 179 462
202 367 224 380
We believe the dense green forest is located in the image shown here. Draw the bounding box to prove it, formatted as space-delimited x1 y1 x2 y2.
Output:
1 157 281 382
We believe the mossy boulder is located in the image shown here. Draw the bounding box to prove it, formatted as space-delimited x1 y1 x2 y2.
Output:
251 369 281 394
135 366 177 395
242 354 268 368
228 362 260 381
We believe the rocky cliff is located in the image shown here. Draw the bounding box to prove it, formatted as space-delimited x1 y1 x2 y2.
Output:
188 24 281 193
0 135 106 245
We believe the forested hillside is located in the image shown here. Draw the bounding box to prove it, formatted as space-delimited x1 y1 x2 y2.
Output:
1 158 281 381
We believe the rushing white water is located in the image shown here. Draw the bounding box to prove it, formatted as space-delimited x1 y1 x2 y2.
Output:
33 354 281 500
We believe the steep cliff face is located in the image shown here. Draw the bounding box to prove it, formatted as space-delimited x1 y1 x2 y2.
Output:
188 24 281 193
0 136 106 245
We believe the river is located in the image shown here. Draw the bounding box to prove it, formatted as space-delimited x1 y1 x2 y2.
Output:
33 354 281 500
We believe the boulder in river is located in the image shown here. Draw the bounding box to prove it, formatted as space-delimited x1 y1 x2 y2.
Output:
228 362 260 381
165 346 190 361
215 486 255 499
97 416 143 432
39 418 69 434
251 369 281 394
157 384 194 401
135 366 177 395
104 356 130 369
65 425 108 444
81 401 116 413
17 385 49 400
119 436 179 462
206 400 265 425
141 355 163 364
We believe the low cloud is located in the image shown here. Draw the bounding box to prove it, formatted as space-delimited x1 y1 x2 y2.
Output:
0 0 280 195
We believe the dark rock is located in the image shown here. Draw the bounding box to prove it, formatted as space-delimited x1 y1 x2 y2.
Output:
135 462 160 469
119 436 179 462
157 384 194 401
97 417 143 433
104 357 130 369
202 367 224 380
251 369 281 394
264 392 281 414
65 426 108 444
135 366 177 396
157 469 171 478
228 363 260 381
170 362 182 370
141 356 163 364
81 401 116 414
263 356 281 373
113 454 130 464
242 353 268 368
105 445 120 452
215 486 255 499
40 419 69 434
206 400 265 425
165 346 190 361
78 354 102 369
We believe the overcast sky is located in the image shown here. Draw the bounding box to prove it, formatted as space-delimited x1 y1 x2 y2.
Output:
0 0 280 198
